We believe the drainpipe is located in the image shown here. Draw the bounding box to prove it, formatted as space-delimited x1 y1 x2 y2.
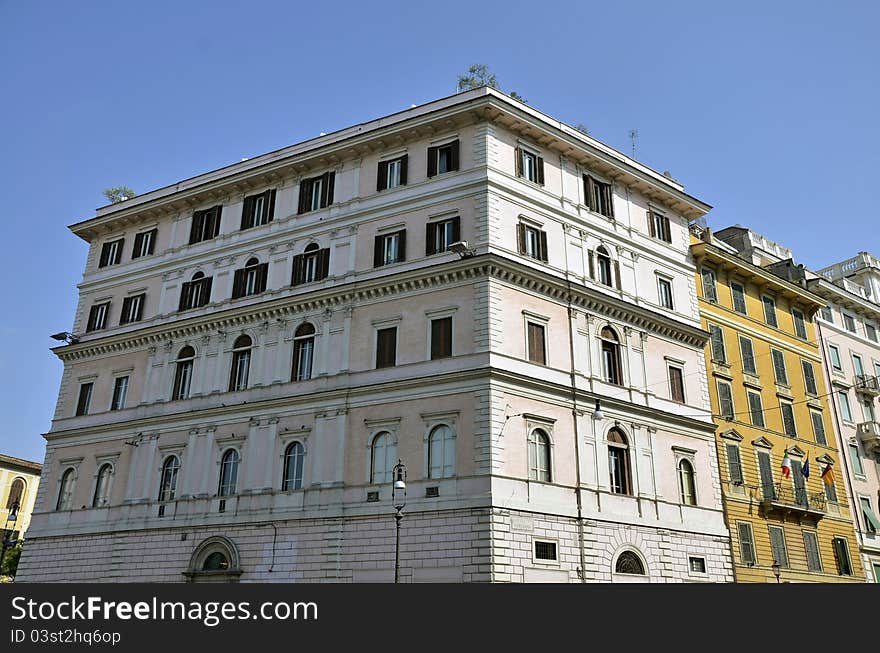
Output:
816 321 863 545
563 236 588 582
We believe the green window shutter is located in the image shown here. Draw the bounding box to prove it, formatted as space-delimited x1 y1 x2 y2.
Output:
709 325 725 363
803 532 822 572
768 526 788 567
811 411 827 445
802 360 817 396
726 444 743 484
749 392 765 428
737 523 756 565
772 349 788 385
758 451 775 499
718 382 734 420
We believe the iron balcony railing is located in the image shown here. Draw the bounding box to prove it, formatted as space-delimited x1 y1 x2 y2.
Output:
760 483 826 514
854 375 880 396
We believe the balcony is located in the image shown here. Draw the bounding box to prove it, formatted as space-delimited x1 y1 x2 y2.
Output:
857 421 880 451
854 375 880 397
759 483 826 521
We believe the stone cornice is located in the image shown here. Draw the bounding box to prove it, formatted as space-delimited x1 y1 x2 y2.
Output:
53 253 709 363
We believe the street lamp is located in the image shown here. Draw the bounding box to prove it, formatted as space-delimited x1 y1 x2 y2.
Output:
391 460 407 584
771 559 781 583
0 500 20 575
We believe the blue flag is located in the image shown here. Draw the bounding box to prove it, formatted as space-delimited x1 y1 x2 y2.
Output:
802 455 810 479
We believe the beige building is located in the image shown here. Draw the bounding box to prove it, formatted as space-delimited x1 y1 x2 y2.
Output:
18 88 733 583
1 454 42 545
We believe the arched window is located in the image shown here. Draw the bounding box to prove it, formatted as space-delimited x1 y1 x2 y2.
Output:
370 432 396 484
600 327 623 386
56 468 75 511
6 478 25 511
243 258 260 296
302 243 321 284
92 463 113 508
608 428 632 495
218 449 240 497
528 429 552 482
229 335 252 391
282 442 305 490
292 323 316 381
615 551 645 575
428 425 455 479
158 456 180 502
203 551 230 571
596 246 613 287
679 459 697 506
172 346 196 400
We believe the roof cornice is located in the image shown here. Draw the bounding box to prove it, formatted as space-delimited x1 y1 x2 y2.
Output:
806 277 880 321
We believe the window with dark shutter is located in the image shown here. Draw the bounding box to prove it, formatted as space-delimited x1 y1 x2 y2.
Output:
832 537 852 575
583 174 614 218
99 239 124 268
737 522 756 565
739 336 756 375
527 322 546 365
792 308 807 339
726 444 743 484
780 402 797 437
376 327 397 368
189 206 222 244
811 410 827 445
431 317 453 360
119 294 145 325
132 229 157 259
762 295 778 327
374 230 406 267
516 147 544 185
648 211 671 243
749 391 765 427
701 268 718 302
718 381 735 420
426 217 460 256
428 140 459 177
758 451 775 499
241 189 276 230
768 526 789 567
298 173 334 214
76 382 93 416
378 155 407 191
803 531 822 572
86 302 110 332
731 281 747 314
668 366 685 403
771 349 788 385
179 274 212 311
708 324 726 363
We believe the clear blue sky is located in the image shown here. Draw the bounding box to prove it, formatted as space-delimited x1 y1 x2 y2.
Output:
1 1 878 463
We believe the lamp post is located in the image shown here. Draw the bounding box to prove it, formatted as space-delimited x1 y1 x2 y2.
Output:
771 559 781 584
391 460 407 584
0 500 20 576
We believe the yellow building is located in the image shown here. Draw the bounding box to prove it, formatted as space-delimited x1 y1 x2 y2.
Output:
691 228 864 582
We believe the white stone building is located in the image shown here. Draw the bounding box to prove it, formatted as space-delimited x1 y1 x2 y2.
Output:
18 88 733 583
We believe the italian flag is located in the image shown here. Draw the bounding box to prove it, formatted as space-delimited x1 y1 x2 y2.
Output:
781 451 792 479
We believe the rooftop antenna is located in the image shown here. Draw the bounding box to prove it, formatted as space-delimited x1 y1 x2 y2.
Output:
628 129 638 157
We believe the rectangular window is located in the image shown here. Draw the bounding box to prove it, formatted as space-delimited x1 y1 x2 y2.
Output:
820 305 834 323
717 381 735 420
76 382 93 416
377 154 408 191
768 526 789 568
430 317 453 360
688 557 706 574
852 353 865 378
86 302 110 332
802 360 818 396
426 217 461 256
726 443 743 484
527 322 547 366
701 268 718 303
131 229 156 259
427 140 459 177
668 366 685 403
757 450 775 498
297 171 335 214
731 281 747 315
231 261 268 299
829 344 842 371
748 391 765 428
866 323 878 342
780 401 797 437
374 230 406 267
771 348 788 385
803 531 822 572
838 391 853 422
178 275 212 311
832 537 853 575
240 189 276 229
863 398 876 422
119 294 145 325
583 174 614 218
850 443 864 476
517 223 548 263
737 522 756 565
515 147 545 185
534 540 557 561
375 327 397 369
648 210 671 243
291 247 330 286
657 277 674 309
110 376 129 411
860 497 880 534
708 324 726 363
811 410 827 445
98 238 124 268
844 313 856 333
188 206 222 244
739 336 757 375
762 295 778 328
792 308 807 339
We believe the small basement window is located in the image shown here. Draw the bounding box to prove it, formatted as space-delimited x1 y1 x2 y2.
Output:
534 540 558 561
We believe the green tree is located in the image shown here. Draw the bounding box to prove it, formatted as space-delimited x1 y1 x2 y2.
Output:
509 91 527 103
0 544 21 581
574 123 591 135
103 186 136 204
457 64 498 92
